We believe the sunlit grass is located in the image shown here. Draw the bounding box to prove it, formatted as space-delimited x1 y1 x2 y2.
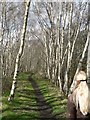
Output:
2 72 67 120
34 76 67 119
2 73 39 120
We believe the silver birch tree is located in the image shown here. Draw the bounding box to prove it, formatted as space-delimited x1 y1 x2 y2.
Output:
87 2 90 87
8 0 31 101
87 31 90 87
64 3 73 94
70 33 89 94
64 3 87 94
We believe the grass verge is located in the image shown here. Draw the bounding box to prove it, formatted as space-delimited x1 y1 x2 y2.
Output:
33 75 67 119
2 73 67 120
2 73 39 120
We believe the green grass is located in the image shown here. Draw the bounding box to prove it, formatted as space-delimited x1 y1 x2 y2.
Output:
2 73 39 120
2 73 67 120
33 75 67 119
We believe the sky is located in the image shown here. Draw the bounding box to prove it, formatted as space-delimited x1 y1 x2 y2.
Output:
35 0 89 2
0 0 90 2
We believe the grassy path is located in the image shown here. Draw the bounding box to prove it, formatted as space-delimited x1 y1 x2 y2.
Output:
29 76 57 120
2 73 39 120
2 73 67 120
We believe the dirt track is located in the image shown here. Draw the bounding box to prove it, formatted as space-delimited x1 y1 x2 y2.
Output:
29 77 57 120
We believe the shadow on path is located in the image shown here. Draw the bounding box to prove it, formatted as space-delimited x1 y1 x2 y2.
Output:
29 76 58 120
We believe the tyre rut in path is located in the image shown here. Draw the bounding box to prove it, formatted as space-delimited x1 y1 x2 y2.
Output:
29 77 58 120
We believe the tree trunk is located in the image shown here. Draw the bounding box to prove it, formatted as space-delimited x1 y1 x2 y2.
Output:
0 24 3 115
87 2 90 87
55 5 62 92
69 33 89 94
63 3 73 94
0 2 5 111
44 30 50 79
87 31 90 88
8 0 31 101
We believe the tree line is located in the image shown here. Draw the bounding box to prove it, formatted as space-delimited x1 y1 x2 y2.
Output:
0 1 90 101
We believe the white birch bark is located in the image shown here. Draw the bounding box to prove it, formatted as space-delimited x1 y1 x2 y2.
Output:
56 3 66 92
60 19 64 61
8 0 31 101
57 10 63 92
0 12 3 115
49 34 53 80
87 3 90 88
46 3 55 81
43 30 50 79
70 3 87 66
64 3 73 94
87 31 90 87
0 2 5 77
64 3 87 94
57 44 62 91
70 33 89 94
60 4 67 61
0 38 2 118
0 2 6 112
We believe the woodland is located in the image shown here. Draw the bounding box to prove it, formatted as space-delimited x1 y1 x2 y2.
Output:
0 0 90 119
